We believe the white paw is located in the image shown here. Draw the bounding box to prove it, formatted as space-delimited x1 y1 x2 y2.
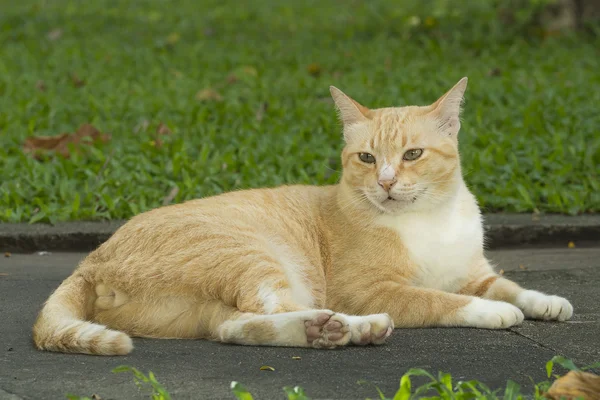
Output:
460 298 524 329
516 290 573 321
345 313 394 345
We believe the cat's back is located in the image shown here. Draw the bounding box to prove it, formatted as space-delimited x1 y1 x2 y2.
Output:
139 184 333 225
89 184 335 263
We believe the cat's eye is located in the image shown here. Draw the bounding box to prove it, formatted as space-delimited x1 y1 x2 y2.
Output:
358 153 376 164
403 149 423 161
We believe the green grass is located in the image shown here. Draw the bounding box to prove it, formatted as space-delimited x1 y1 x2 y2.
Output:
66 355 600 400
1 0 599 223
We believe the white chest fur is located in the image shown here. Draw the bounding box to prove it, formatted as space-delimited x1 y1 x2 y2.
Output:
378 187 484 292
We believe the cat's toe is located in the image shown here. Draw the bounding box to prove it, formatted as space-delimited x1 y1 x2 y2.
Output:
305 311 351 348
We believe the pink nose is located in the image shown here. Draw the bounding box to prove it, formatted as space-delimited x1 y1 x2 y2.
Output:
378 179 397 192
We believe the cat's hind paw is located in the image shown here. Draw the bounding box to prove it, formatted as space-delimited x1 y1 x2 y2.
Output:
346 313 394 345
304 311 351 349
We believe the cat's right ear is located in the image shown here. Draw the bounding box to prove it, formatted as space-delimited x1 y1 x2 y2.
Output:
329 86 370 130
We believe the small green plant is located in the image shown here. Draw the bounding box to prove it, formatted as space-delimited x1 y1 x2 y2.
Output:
66 356 599 400
66 366 172 400
231 381 311 400
111 365 172 400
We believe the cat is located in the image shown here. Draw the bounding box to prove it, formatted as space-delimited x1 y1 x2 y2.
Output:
33 77 573 355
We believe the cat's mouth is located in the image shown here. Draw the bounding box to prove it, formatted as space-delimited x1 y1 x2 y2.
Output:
384 194 418 203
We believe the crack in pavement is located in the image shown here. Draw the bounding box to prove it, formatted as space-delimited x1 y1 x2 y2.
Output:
0 388 23 400
509 328 559 353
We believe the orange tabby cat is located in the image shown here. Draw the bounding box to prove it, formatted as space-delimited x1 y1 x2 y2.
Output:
33 78 573 355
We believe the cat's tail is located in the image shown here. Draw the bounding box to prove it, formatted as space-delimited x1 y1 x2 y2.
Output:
32 273 133 355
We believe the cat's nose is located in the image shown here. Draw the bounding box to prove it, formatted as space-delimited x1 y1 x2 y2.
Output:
378 179 397 192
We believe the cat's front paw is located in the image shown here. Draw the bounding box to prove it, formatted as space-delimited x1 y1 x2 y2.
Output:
515 290 573 321
460 298 524 329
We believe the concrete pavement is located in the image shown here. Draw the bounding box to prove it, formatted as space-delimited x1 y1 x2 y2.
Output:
1 248 599 399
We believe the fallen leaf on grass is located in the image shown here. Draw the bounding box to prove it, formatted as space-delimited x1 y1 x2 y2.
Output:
156 122 172 136
47 28 62 41
35 80 47 92
259 365 275 371
4 252 10 258
152 122 173 148
546 370 600 400
196 88 223 102
568 241 576 248
23 124 111 160
162 186 179 206
487 67 502 77
71 73 86 88
307 63 322 77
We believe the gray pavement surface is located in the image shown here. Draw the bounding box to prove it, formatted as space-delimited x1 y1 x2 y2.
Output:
1 248 599 399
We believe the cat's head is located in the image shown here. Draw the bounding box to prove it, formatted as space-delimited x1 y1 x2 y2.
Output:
331 78 467 215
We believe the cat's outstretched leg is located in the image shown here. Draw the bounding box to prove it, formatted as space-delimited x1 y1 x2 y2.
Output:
92 291 393 348
459 260 573 321
217 309 394 348
332 282 525 329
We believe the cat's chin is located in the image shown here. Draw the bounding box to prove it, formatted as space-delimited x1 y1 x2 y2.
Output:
367 195 417 214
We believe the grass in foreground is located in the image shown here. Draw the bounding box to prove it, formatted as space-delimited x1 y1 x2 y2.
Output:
1 1 599 223
66 356 600 400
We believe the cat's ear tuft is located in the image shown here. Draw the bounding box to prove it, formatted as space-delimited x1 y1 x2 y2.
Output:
431 77 468 137
329 86 370 127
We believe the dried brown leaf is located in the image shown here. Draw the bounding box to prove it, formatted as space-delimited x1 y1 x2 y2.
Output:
156 122 172 136
23 124 111 160
568 241 576 248
487 67 502 77
546 370 600 400
518 264 527 270
162 186 179 206
47 28 63 41
35 80 47 92
71 73 86 88
307 63 322 77
259 365 275 371
196 88 223 102
226 74 238 84
3 252 10 258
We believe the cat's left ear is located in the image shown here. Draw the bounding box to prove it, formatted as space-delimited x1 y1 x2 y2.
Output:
430 77 468 137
